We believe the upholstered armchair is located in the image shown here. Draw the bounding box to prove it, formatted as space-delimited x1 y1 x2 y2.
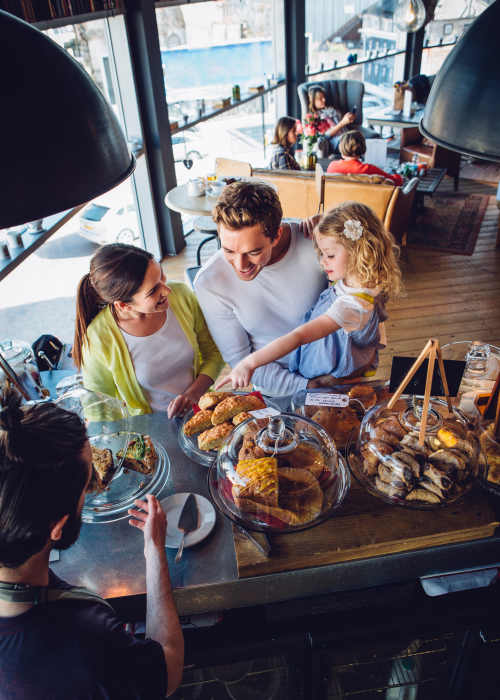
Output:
297 79 379 140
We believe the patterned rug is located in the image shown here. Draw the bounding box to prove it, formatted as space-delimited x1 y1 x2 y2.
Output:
407 192 490 255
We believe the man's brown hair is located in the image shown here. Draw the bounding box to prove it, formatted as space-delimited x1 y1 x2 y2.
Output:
339 130 366 158
212 181 283 240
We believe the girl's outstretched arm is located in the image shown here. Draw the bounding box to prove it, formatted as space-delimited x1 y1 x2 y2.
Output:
215 314 339 389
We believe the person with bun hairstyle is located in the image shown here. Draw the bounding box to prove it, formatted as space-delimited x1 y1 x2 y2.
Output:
0 384 184 697
327 130 403 186
269 116 301 170
217 201 402 389
73 243 224 417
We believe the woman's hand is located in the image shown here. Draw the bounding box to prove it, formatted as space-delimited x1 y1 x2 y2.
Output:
167 374 214 418
215 358 255 390
128 494 167 555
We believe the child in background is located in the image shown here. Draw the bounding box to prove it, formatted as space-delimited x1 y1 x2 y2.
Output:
327 130 403 186
308 85 356 155
216 202 402 389
269 116 301 170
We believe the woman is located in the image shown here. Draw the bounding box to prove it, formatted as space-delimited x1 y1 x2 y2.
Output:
73 244 224 417
308 85 356 156
269 116 301 170
327 130 403 186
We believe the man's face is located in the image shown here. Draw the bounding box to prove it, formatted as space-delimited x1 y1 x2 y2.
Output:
219 222 281 282
55 441 92 551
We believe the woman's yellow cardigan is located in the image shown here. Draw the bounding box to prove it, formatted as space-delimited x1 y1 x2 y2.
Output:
82 282 224 415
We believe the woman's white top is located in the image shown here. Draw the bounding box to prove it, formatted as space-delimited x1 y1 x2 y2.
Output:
120 310 194 411
324 279 387 344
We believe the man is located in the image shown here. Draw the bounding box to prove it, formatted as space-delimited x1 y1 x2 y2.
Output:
0 385 183 699
194 180 326 397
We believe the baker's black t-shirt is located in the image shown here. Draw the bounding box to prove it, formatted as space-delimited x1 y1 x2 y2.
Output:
0 572 167 699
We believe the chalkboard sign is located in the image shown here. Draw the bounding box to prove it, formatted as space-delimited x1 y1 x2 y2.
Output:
389 356 466 397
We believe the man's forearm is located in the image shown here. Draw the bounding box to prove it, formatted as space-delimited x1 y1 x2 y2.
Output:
145 546 184 695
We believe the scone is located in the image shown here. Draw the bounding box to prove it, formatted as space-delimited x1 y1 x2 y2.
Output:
88 446 114 493
348 384 377 409
212 394 265 425
233 411 253 426
233 456 279 506
117 435 157 474
198 391 235 411
183 409 214 436
197 422 233 451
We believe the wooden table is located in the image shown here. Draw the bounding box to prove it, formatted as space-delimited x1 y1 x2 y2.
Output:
366 108 425 131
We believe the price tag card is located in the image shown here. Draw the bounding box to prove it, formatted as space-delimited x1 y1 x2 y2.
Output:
305 393 349 407
249 407 281 419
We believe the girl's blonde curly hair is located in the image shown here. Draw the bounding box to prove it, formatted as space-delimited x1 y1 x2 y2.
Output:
315 201 403 299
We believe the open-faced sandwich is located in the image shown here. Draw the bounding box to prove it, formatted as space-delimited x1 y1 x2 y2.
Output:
117 434 157 475
88 446 115 493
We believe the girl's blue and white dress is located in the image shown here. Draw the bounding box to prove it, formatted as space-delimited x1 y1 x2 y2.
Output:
289 280 388 379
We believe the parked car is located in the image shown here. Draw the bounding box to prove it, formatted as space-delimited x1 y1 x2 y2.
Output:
79 202 140 245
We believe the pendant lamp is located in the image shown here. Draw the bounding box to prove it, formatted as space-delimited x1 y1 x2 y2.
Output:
0 10 135 229
394 0 426 33
420 0 500 163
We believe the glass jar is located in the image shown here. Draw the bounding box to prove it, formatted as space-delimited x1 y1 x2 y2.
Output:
0 338 44 399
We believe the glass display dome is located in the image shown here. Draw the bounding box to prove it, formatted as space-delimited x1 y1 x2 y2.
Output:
347 395 481 509
441 341 500 396
208 412 350 534
479 422 500 497
55 386 170 522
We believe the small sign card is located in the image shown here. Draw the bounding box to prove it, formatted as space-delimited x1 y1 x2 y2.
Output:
305 393 349 407
389 356 466 396
249 407 281 419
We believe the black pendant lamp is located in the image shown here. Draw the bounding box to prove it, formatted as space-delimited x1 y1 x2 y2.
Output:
420 0 500 163
1 10 135 229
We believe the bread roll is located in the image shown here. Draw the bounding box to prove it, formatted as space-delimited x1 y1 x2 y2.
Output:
212 394 265 425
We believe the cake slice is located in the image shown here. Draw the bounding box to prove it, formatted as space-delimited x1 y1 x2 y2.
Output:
117 434 157 474
88 446 115 493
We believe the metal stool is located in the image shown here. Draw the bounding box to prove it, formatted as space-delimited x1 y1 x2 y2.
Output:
193 216 220 267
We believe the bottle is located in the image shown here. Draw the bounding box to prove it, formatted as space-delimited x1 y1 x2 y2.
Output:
411 153 419 176
232 84 240 102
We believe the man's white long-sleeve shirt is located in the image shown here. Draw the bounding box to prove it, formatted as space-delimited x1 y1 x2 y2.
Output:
193 224 326 397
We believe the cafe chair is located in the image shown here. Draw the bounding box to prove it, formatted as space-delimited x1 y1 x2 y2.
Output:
297 79 379 140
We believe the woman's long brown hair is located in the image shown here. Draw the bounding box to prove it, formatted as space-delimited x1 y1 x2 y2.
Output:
73 244 153 369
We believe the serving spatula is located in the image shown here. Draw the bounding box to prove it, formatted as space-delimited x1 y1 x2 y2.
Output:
175 493 199 563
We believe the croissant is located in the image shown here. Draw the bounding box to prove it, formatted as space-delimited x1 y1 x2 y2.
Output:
212 394 265 425
183 409 214 436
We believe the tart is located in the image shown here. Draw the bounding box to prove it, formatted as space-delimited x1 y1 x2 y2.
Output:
117 434 157 474
88 446 115 493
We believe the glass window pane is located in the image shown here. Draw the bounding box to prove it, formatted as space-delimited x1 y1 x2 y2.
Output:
421 0 492 76
305 1 405 114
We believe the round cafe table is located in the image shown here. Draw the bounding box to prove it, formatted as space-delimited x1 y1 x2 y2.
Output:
165 184 220 266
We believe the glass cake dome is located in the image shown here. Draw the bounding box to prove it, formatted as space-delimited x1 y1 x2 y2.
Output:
347 395 481 509
208 412 350 534
55 386 169 522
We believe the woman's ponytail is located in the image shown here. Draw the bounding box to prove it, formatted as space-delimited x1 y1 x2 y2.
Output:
72 273 103 369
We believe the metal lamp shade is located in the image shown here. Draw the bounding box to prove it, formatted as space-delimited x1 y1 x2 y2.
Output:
420 0 500 163
1 10 135 229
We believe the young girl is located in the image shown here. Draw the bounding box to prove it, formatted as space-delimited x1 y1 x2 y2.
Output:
216 202 402 390
73 243 224 417
269 116 301 170
308 85 356 155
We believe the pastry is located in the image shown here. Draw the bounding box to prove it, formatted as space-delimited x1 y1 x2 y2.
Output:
212 394 266 425
117 435 157 474
375 476 406 499
198 391 235 410
233 411 252 426
348 384 377 409
233 456 278 506
480 423 500 485
197 422 233 451
280 443 325 479
88 446 114 493
405 487 440 504
183 409 214 436
311 406 360 447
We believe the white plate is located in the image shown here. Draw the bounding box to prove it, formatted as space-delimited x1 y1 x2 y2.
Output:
162 493 216 549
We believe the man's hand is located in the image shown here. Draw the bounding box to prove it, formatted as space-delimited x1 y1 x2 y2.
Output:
215 358 254 390
299 214 322 239
128 494 167 555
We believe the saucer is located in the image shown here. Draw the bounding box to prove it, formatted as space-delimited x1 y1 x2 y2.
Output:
161 493 216 548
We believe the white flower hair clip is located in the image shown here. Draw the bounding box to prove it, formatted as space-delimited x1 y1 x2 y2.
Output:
342 219 363 241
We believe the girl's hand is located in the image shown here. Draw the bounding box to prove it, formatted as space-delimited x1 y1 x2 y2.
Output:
215 359 255 390
128 494 167 555
342 112 356 126
299 215 322 239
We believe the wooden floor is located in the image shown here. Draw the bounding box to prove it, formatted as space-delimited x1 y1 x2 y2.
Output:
165 174 500 383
